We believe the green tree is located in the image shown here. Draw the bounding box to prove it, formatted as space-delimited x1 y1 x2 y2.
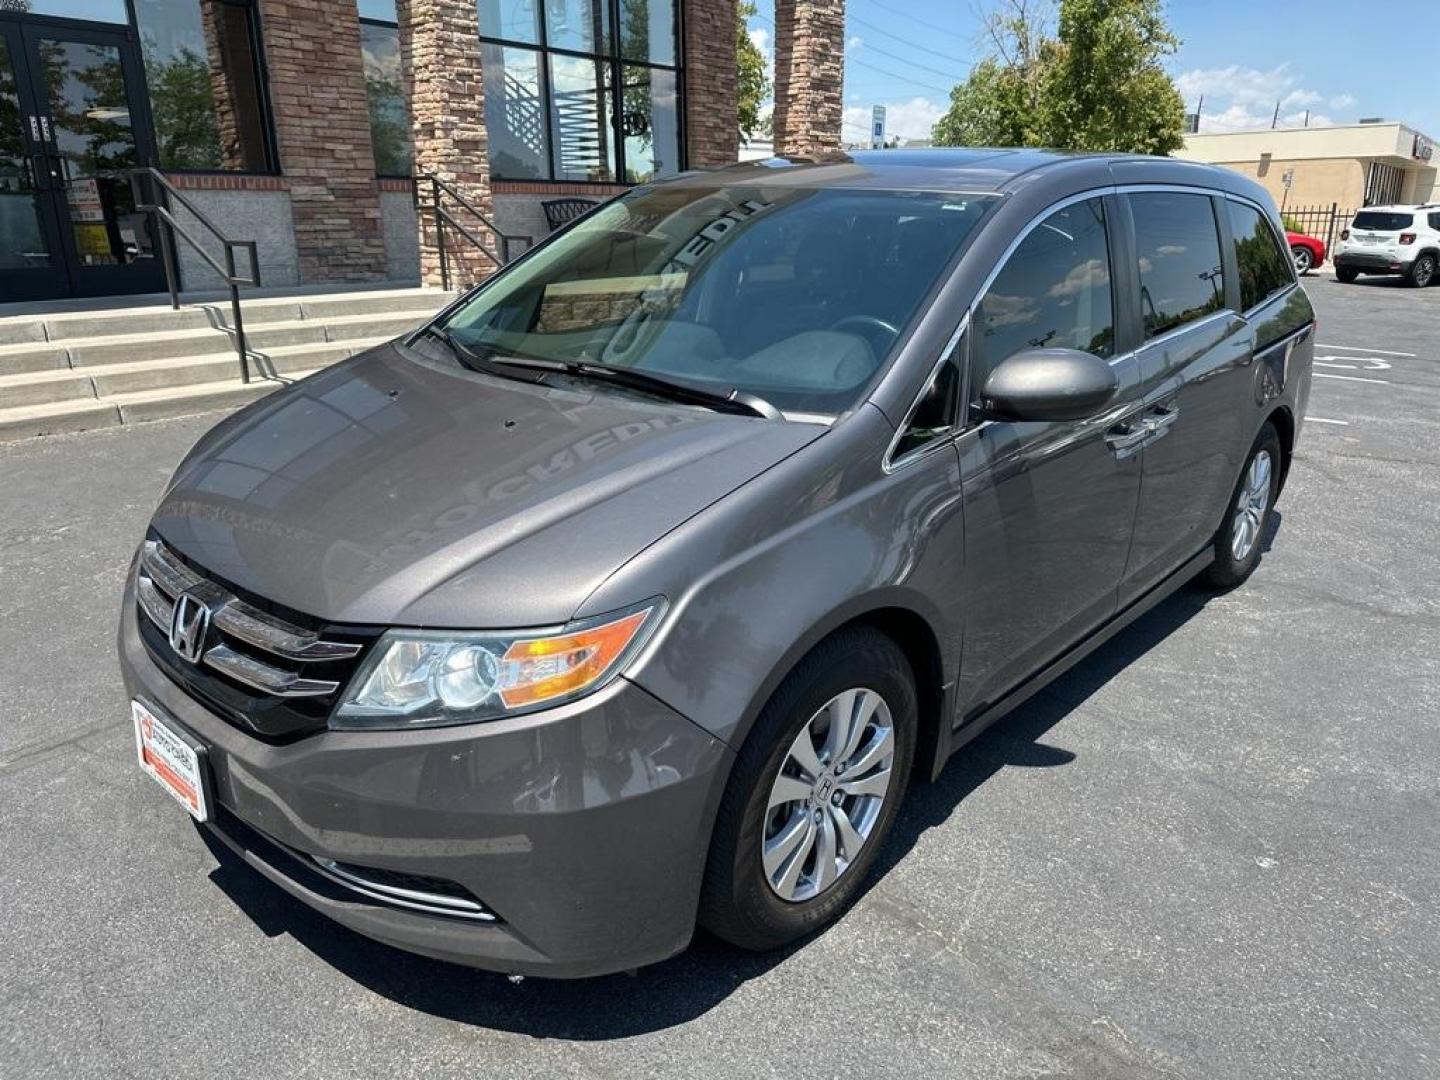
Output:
737 1 770 142
932 0 1184 155
1041 0 1184 154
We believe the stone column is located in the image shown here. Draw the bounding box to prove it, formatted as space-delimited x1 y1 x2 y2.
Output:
398 0 497 287
773 0 845 158
257 0 388 283
683 0 739 169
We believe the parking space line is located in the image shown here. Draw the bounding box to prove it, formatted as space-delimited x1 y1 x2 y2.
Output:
1318 344 1416 357
1314 372 1389 385
1306 417 1349 425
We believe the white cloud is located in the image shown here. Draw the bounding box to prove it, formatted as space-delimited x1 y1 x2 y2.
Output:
846 35 864 51
1177 64 1356 133
748 26 770 55
842 97 945 142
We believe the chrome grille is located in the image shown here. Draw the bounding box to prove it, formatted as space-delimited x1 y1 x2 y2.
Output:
136 539 368 724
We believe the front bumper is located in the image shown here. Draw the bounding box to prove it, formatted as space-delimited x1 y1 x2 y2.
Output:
119 585 733 978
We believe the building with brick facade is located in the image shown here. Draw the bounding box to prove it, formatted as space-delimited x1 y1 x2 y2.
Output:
0 0 750 301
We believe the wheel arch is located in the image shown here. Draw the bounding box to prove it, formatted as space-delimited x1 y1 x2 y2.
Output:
725 593 954 786
1266 403 1296 494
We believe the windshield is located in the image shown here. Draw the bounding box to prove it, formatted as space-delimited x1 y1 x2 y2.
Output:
1352 211 1414 231
439 184 995 414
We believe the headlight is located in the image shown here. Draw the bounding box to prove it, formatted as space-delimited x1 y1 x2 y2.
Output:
332 601 663 730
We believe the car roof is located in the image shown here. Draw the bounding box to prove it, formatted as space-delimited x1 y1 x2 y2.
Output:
1355 205 1420 213
666 148 1277 208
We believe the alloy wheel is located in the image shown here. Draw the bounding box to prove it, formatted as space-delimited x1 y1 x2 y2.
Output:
761 688 896 903
1292 247 1312 274
1416 256 1436 288
1231 449 1272 561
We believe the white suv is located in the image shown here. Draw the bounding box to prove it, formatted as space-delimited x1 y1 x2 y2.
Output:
1333 204 1440 287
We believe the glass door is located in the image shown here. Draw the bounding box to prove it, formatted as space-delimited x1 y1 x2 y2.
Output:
0 17 165 300
0 23 68 301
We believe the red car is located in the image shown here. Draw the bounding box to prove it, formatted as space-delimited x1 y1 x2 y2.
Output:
1286 231 1326 275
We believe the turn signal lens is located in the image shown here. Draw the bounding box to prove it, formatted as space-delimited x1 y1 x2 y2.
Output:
498 611 650 708
333 602 662 730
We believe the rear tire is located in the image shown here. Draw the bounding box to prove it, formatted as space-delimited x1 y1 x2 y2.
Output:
1291 245 1314 275
1406 253 1436 288
699 627 917 951
1201 423 1281 590
1335 265 1359 283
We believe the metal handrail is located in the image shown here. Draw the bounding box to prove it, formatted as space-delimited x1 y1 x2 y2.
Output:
414 173 531 290
129 167 261 383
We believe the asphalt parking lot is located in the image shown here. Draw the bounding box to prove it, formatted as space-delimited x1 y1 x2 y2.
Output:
2 274 1437 1080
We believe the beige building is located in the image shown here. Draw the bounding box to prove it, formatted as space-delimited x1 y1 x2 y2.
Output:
1177 122 1438 211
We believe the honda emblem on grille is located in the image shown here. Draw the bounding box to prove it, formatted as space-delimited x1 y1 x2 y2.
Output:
169 591 211 663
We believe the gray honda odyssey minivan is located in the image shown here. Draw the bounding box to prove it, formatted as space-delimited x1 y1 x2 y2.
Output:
121 149 1314 977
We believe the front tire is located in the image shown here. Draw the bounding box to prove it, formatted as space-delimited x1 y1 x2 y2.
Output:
699 627 916 951
1406 253 1436 288
1335 265 1359 283
1291 245 1314 275
1201 423 1281 590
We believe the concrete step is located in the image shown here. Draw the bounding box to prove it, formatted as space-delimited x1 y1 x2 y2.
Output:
0 340 70 377
4 311 417 371
0 397 122 441
110 370 321 425
0 286 453 347
0 338 384 409
0 369 322 442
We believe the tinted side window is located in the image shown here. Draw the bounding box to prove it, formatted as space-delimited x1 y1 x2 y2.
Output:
975 198 1114 393
1430 213 1440 231
1226 200 1294 311
1130 192 1225 340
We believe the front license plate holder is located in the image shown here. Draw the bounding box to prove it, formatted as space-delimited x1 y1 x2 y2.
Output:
132 698 212 822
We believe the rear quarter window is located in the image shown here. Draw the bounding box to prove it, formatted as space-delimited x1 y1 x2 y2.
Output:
1226 201 1294 311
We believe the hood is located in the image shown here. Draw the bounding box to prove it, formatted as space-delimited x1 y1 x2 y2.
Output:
152 343 824 627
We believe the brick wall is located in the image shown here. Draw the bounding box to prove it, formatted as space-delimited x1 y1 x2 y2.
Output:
398 0 499 287
683 0 739 169
773 0 845 158
258 0 388 283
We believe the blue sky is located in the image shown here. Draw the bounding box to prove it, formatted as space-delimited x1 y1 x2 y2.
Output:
745 0 1440 145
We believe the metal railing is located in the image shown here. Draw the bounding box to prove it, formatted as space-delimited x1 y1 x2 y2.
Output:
1279 202 1356 258
414 173 531 291
129 167 261 383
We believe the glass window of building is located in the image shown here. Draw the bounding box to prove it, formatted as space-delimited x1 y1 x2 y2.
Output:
478 0 682 184
132 0 273 172
481 43 548 180
10 1 129 22
358 4 414 177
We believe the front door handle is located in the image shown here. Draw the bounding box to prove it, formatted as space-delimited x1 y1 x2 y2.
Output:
1105 422 1150 458
1143 404 1179 433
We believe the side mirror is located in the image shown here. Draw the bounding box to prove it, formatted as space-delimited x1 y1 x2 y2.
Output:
980 348 1118 422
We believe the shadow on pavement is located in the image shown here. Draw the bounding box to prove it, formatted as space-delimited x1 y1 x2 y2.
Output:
202 560 1247 1038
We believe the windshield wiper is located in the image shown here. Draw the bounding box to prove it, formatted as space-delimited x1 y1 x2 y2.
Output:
413 330 778 419
413 325 553 384
557 362 780 420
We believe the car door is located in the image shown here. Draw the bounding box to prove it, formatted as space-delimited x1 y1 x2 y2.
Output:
953 194 1146 717
1116 189 1257 604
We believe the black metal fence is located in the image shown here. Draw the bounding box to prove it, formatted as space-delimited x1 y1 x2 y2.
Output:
1277 203 1357 258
